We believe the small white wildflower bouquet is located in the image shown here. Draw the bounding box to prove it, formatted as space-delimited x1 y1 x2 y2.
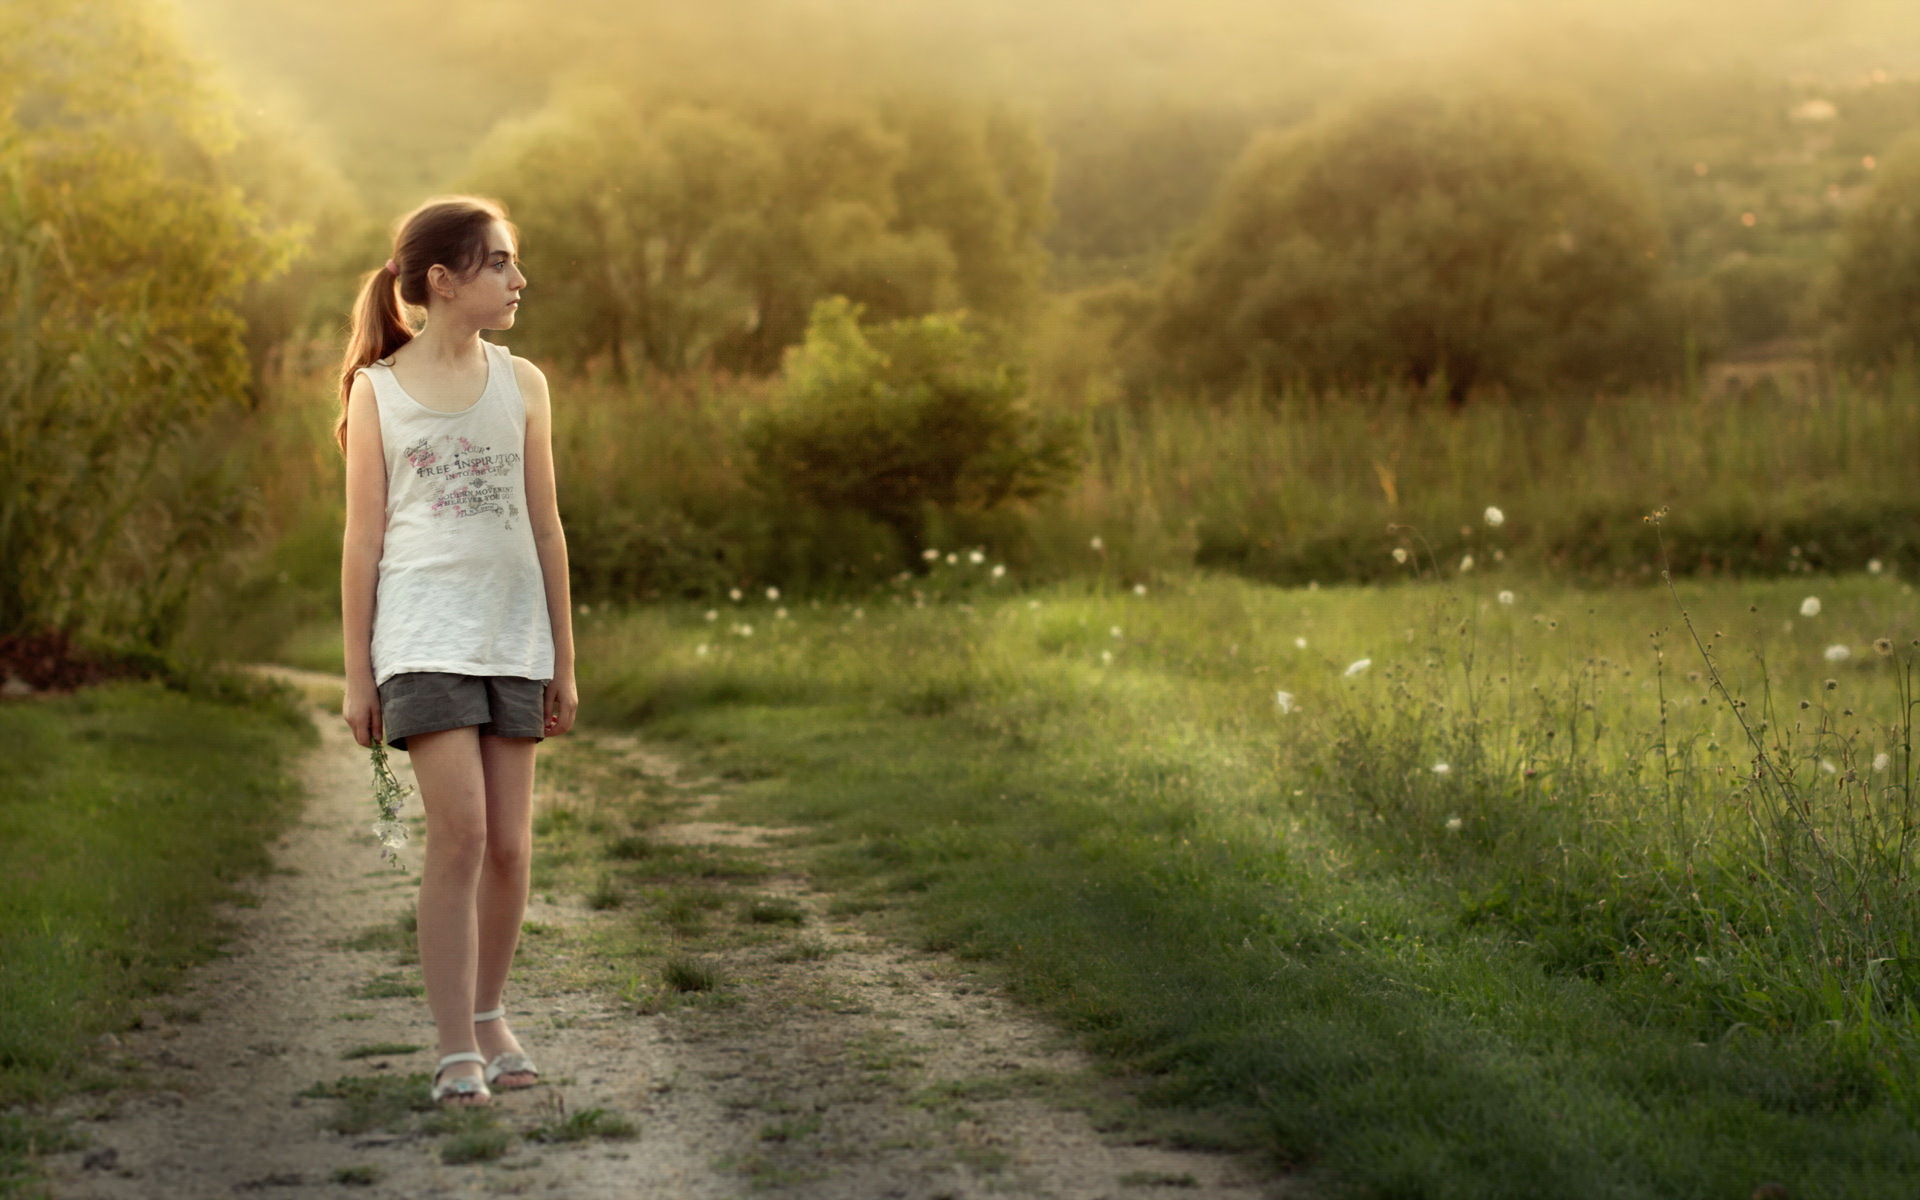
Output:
369 739 413 869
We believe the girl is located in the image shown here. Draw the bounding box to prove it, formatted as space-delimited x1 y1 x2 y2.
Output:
336 195 578 1107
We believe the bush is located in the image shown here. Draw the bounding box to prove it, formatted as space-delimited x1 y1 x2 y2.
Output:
743 298 1081 566
1148 86 1675 402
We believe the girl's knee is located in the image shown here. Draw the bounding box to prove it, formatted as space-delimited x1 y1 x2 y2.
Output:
484 833 531 875
428 821 489 871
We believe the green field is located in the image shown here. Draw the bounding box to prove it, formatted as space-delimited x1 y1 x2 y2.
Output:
575 563 1920 1198
0 679 312 1195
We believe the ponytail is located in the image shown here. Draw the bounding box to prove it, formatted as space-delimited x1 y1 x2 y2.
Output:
336 265 413 451
334 195 518 453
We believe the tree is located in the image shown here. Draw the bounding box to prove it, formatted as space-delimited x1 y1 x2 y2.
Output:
0 0 301 404
744 298 1081 563
0 0 295 642
1148 87 1672 402
1832 131 1920 364
463 83 1053 379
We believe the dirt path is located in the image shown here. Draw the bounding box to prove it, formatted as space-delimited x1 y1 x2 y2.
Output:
41 673 1286 1199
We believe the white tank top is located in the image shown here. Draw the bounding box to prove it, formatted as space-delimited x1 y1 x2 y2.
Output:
354 340 554 687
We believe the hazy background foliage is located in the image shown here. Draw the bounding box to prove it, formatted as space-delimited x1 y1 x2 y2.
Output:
13 0 1920 647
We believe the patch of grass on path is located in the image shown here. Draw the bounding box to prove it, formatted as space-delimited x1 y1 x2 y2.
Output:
0 678 313 1189
577 571 1920 1200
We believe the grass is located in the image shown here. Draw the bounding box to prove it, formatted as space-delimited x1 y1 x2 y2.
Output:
299 1073 437 1136
527 1105 639 1144
573 564 1920 1199
340 1042 423 1060
336 911 417 960
662 955 722 994
1119 1170 1199 1188
352 973 424 1000
539 362 1920 597
742 897 806 926
0 679 311 1193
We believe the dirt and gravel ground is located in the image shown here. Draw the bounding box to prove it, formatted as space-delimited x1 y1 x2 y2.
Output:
39 671 1289 1200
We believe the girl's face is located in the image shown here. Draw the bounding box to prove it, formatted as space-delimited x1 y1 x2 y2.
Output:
432 219 526 330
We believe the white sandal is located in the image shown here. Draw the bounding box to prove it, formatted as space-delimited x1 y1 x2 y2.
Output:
474 1007 540 1089
431 1051 491 1105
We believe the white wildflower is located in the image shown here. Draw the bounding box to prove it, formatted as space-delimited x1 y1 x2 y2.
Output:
1101 649 1113 666
992 564 1006 579
1875 752 1892 772
1444 816 1463 833
729 588 743 602
1090 536 1105 552
1275 691 1295 714
775 608 789 620
368 740 414 871
1392 547 1409 564
736 623 754 637
695 643 710 657
1343 658 1372 677
1825 644 1851 662
1459 554 1475 572
923 548 940 561
1134 583 1148 596
704 609 718 622
1820 759 1838 775
1295 637 1307 649
969 549 986 565
1498 590 1515 606
1484 506 1505 527
1110 626 1123 639
1869 559 1885 575
1800 596 1821 617
576 602 592 616
946 553 958 565
766 586 780 601
1432 762 1451 775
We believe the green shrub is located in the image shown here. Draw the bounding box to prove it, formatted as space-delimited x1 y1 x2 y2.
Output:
745 297 1081 564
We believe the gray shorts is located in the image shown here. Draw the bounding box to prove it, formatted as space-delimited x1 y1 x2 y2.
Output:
377 672 548 751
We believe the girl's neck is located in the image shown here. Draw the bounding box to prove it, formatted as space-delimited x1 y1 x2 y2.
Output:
404 322 487 368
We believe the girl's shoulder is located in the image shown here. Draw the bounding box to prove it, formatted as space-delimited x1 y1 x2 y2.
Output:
508 353 548 400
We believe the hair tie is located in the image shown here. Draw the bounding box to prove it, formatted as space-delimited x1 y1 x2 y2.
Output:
384 258 398 277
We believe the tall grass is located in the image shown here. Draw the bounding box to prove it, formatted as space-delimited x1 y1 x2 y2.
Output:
551 364 1920 595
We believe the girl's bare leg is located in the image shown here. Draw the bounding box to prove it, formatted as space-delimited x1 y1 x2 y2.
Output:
473 735 538 1085
407 726 490 1103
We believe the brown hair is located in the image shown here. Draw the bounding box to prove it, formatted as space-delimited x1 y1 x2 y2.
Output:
334 195 520 451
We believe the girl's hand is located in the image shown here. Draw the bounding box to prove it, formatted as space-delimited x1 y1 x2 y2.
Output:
544 675 578 738
344 676 383 748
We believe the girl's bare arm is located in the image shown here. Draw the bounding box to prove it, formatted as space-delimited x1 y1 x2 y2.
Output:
518 357 578 736
341 373 387 747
